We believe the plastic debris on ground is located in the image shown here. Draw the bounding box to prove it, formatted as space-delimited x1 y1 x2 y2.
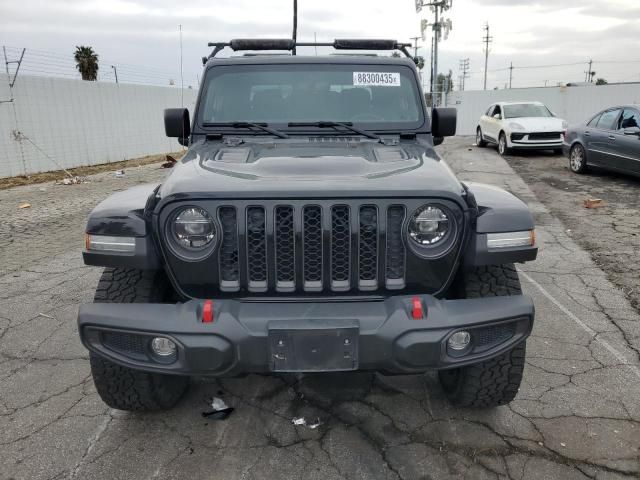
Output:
115 170 125 177
202 396 234 420
584 198 604 209
291 417 322 429
19 203 31 209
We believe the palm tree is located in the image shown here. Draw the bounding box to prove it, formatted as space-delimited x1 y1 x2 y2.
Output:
74 46 99 81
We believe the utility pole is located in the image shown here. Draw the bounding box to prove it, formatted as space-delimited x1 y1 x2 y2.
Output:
415 1 453 105
179 24 184 108
509 62 513 89
111 65 118 84
292 0 298 55
482 22 493 90
430 36 434 100
410 36 420 58
585 59 594 83
458 58 469 91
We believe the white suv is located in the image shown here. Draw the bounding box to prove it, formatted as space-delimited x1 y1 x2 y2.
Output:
476 101 568 156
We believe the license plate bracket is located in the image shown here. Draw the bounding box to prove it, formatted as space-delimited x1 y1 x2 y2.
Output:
268 319 359 372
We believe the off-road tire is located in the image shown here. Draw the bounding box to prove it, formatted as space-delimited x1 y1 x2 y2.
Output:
438 264 526 407
476 127 487 147
90 268 188 411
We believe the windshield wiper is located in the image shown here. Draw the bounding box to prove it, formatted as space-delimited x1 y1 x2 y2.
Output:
202 122 289 139
288 121 382 141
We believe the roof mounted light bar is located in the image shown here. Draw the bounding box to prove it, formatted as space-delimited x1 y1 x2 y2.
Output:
203 38 415 64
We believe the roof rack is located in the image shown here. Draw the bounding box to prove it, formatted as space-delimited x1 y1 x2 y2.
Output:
203 38 415 65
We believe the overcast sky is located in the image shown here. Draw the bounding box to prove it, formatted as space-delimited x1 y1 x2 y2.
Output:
1 0 639 90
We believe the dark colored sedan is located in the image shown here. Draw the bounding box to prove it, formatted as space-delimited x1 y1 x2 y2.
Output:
563 105 640 176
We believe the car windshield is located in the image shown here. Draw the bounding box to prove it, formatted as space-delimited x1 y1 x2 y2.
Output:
503 103 553 119
197 63 424 131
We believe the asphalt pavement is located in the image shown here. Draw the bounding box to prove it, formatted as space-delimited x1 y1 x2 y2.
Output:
0 138 638 480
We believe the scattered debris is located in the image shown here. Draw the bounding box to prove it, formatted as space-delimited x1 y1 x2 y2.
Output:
115 170 125 177
308 418 322 429
59 176 87 185
560 442 566 447
202 397 234 420
38 313 55 319
291 417 322 429
583 198 604 209
161 155 178 169
19 202 31 209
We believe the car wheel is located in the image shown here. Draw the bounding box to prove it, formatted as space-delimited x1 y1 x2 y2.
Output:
438 264 526 408
476 128 487 147
498 132 510 156
569 144 588 173
89 268 189 411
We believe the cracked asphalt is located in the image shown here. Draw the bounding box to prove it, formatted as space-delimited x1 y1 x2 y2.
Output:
1 137 639 479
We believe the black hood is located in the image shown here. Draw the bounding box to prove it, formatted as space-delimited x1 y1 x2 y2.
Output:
158 138 464 203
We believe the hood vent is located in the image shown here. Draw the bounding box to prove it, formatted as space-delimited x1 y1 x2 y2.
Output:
213 148 252 163
373 146 411 163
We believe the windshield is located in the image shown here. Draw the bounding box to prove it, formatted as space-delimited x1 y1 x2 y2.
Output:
503 103 553 119
197 64 424 131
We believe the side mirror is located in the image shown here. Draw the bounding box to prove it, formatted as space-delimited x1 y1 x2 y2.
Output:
432 107 457 138
493 113 501 120
164 108 190 146
623 127 640 137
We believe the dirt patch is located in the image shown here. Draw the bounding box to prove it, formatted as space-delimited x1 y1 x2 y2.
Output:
0 151 184 190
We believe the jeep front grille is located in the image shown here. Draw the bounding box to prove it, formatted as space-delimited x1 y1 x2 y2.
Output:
217 202 407 293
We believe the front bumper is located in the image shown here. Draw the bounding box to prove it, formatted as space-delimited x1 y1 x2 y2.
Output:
509 133 563 149
78 294 534 376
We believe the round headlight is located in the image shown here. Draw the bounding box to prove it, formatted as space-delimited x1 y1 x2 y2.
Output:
408 205 450 246
171 207 215 250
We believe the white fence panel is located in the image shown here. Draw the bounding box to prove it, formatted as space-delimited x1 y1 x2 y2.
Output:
447 84 640 136
0 74 198 178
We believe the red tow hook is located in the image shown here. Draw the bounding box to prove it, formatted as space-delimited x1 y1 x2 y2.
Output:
411 297 425 320
202 300 214 323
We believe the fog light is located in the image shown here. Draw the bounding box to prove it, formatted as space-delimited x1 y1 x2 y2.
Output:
150 337 177 357
448 331 471 351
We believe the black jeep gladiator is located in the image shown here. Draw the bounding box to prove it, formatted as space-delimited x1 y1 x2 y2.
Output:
78 39 537 411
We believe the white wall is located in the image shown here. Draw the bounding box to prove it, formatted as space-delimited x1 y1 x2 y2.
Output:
447 84 640 136
0 74 198 178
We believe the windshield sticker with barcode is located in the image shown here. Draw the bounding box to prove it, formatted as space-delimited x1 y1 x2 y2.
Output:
353 72 401 87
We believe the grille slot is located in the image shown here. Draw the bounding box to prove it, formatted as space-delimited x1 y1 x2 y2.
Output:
209 202 409 293
275 206 295 291
358 205 379 290
303 206 323 291
331 205 351 291
385 206 406 289
528 132 562 141
246 206 267 291
219 207 240 291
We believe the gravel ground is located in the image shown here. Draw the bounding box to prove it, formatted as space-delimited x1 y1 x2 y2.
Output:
0 138 638 479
